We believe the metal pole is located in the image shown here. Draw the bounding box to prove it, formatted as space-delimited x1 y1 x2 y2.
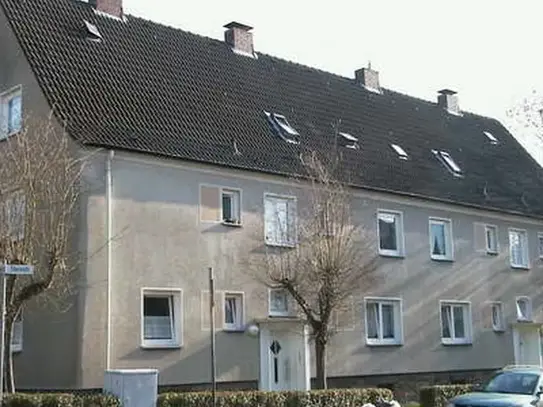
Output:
0 260 7 402
209 267 217 407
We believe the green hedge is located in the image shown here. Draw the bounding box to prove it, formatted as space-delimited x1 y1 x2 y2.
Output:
1 393 120 407
158 388 394 407
420 385 474 407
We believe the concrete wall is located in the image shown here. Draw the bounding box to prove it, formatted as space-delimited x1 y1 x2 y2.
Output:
80 149 543 388
0 8 80 389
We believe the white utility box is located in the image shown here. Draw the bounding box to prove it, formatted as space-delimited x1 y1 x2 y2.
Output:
104 369 158 407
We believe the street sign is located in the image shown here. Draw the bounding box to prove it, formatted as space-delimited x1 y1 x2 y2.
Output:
4 264 34 275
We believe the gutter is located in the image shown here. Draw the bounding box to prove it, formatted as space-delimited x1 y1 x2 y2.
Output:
105 150 115 370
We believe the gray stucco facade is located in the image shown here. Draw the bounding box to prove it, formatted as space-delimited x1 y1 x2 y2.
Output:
2 1 543 393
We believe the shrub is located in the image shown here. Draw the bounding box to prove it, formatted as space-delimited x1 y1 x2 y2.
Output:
1 393 121 407
158 388 394 407
420 385 474 407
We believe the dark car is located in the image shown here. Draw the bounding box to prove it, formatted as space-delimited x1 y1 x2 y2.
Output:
448 366 543 407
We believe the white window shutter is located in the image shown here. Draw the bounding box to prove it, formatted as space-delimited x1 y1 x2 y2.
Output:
473 223 486 253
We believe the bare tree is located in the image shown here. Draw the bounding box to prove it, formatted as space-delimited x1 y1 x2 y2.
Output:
249 151 378 389
0 114 86 392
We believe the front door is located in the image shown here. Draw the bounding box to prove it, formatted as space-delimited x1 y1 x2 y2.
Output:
268 333 292 391
514 325 542 365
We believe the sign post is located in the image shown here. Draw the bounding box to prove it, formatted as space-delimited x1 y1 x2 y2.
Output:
0 262 33 402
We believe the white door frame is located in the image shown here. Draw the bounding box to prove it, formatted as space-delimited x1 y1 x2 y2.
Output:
513 322 542 366
256 318 310 391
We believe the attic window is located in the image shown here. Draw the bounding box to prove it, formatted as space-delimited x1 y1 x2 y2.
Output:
84 20 102 41
264 112 299 144
483 131 498 145
339 132 359 149
391 144 408 160
433 150 462 177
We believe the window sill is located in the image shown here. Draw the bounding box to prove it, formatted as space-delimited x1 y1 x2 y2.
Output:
140 343 181 350
223 327 245 333
269 312 290 318
492 328 506 333
222 221 242 228
486 251 499 256
510 264 530 270
431 256 454 262
366 340 403 347
378 251 404 259
441 339 472 346
265 241 296 249
11 347 22 353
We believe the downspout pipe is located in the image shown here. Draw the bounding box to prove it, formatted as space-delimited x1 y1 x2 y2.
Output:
106 150 115 370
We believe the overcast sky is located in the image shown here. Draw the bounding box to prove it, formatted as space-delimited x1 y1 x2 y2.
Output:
124 0 543 160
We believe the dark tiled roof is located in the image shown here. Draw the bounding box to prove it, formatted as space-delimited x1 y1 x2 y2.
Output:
2 0 543 218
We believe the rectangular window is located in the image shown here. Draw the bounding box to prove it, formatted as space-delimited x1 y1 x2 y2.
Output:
224 292 244 331
269 288 289 317
2 191 25 241
1 87 22 138
538 233 543 259
364 298 403 346
516 297 532 321
10 310 22 352
141 289 181 348
509 229 529 268
490 302 504 332
485 225 498 254
440 301 471 345
221 189 241 225
264 195 297 246
377 210 404 257
429 218 453 260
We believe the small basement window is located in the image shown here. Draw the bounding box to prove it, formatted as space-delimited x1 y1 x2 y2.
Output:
391 144 408 160
433 150 462 177
339 132 359 149
264 111 299 144
83 20 102 41
483 131 498 145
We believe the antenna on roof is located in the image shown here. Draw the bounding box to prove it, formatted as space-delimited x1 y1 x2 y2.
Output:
368 61 372 70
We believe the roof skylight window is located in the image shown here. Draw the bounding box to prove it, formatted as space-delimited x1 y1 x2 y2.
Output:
433 150 462 177
83 20 102 41
391 144 408 160
339 132 359 149
264 111 299 144
483 131 498 145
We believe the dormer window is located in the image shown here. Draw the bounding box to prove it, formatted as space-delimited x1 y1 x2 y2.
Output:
391 144 408 160
433 150 462 177
264 112 299 144
339 132 359 149
83 20 102 41
483 131 498 145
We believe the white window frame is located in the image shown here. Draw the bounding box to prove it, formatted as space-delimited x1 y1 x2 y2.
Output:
490 301 505 332
516 296 532 322
439 300 472 345
268 288 289 317
429 217 454 261
10 309 22 353
223 292 245 331
264 193 297 247
364 297 403 346
220 187 242 226
1 86 23 139
140 288 182 349
485 224 499 255
538 233 543 259
376 209 405 257
508 228 529 269
3 190 25 241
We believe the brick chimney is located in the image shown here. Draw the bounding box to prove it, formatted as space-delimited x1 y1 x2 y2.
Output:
88 0 123 19
224 22 254 56
437 89 460 115
355 64 380 92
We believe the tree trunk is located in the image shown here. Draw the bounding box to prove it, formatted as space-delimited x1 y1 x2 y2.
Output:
3 316 14 393
314 334 327 389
